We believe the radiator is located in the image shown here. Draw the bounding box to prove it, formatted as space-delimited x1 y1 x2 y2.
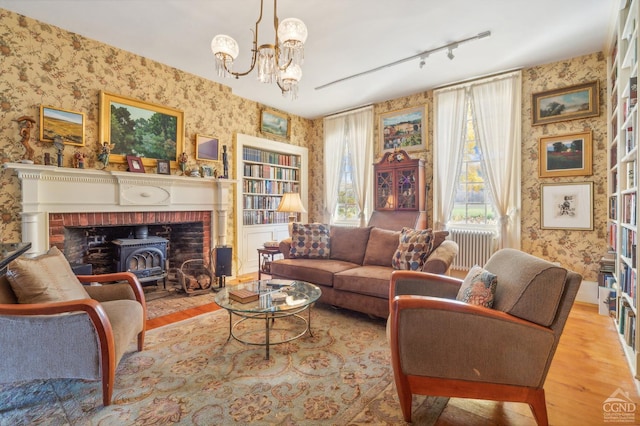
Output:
449 228 497 271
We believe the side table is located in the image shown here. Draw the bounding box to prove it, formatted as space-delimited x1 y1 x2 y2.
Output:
257 246 282 280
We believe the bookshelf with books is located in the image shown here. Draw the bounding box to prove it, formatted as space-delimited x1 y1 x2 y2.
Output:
234 133 308 275
608 0 640 384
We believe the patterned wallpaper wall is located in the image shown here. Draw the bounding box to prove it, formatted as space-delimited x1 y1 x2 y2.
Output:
0 9 313 248
1 8 607 281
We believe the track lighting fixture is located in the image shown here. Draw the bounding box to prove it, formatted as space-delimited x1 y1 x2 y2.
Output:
447 48 455 60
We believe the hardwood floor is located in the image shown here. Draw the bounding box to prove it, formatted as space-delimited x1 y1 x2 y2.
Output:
146 274 639 425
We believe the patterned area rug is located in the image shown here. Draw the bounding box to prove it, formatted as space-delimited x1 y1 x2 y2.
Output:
0 305 448 425
145 287 218 319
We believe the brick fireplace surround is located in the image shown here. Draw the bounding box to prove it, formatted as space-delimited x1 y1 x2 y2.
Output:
3 163 235 275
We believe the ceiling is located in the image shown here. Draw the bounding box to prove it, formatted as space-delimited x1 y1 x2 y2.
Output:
0 0 614 119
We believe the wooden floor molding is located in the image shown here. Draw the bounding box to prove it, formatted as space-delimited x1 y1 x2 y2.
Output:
146 273 640 424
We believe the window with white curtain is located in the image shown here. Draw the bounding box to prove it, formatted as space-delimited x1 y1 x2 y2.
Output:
433 71 521 249
323 106 374 226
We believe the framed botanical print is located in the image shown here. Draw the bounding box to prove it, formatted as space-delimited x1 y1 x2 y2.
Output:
540 182 593 230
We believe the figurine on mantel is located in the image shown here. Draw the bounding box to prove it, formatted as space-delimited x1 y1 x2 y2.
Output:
14 116 36 163
179 151 188 174
97 141 114 169
222 145 228 178
54 135 65 167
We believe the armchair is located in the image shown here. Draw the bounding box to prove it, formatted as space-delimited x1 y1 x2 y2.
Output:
0 249 146 407
388 248 582 425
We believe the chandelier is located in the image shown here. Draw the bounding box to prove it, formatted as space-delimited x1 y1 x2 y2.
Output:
210 0 307 100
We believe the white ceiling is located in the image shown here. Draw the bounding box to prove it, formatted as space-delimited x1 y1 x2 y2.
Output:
0 0 614 119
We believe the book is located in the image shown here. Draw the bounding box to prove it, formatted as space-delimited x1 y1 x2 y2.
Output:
228 289 259 303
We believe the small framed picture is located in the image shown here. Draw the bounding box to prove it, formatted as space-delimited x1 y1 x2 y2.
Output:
195 134 219 161
532 81 599 126
39 105 85 146
260 109 290 139
126 155 145 173
538 130 593 177
157 159 170 175
201 165 214 177
379 105 427 153
541 182 593 230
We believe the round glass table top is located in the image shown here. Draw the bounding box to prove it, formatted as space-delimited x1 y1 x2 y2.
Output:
214 279 321 314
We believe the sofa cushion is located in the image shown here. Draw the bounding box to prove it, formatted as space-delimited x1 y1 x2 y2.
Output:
330 225 372 265
456 265 498 308
392 228 437 271
363 228 401 267
6 246 90 304
270 258 358 287
289 223 331 259
485 248 568 327
334 266 394 299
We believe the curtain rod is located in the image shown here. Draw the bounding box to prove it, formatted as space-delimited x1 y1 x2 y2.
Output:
323 104 373 119
434 68 522 92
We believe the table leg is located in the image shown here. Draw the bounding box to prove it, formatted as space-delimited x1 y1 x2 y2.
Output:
265 314 270 360
308 305 314 337
226 311 232 342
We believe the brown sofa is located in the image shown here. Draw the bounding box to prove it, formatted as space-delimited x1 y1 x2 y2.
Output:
270 225 458 318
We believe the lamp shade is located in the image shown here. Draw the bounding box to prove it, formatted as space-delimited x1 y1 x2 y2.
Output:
277 192 306 213
277 18 308 46
210 35 239 60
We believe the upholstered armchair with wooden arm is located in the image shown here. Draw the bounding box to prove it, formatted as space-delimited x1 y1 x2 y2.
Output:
388 248 582 425
0 247 146 407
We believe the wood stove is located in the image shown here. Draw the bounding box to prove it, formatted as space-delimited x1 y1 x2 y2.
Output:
112 236 168 287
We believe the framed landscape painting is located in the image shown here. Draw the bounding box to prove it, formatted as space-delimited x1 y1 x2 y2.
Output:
195 134 219 161
532 81 599 125
379 105 426 153
99 91 184 166
538 130 592 177
39 105 85 146
541 182 593 230
260 109 289 139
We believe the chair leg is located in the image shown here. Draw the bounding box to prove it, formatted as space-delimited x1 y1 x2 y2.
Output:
137 331 145 351
527 389 549 426
394 376 413 422
102 361 115 406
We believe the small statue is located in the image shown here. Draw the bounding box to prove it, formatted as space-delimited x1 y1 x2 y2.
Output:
54 135 64 167
97 141 114 169
14 116 36 162
222 145 228 178
179 151 188 174
73 151 86 169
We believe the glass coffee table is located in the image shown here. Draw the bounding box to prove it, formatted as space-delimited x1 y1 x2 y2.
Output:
214 279 321 359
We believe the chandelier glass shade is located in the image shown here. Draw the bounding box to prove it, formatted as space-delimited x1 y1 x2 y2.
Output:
210 0 307 99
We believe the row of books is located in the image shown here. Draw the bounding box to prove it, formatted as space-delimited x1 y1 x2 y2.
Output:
244 164 299 181
620 263 637 306
242 210 290 226
608 222 617 251
621 227 636 262
243 147 300 167
243 195 283 210
619 299 637 350
243 180 299 195
622 192 636 225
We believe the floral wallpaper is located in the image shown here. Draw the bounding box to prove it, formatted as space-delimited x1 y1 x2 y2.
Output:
1 8 607 281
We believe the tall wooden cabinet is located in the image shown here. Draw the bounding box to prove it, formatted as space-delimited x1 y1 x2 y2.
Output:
234 133 308 276
608 0 640 384
368 149 427 230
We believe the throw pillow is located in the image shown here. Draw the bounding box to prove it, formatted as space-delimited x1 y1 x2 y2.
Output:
6 246 90 304
363 228 402 267
289 223 331 259
391 227 436 271
456 265 498 308
329 225 372 264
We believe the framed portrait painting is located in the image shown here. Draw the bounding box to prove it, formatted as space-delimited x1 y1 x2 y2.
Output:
532 81 599 126
39 105 85 146
379 105 427 153
195 134 219 161
99 91 184 167
260 109 289 139
540 182 593 230
538 130 592 177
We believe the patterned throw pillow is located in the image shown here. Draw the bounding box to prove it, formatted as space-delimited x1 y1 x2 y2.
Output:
456 265 498 308
289 223 331 259
391 228 435 270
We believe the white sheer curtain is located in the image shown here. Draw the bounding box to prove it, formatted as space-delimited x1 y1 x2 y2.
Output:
471 71 522 249
433 86 467 230
323 116 345 223
345 107 373 226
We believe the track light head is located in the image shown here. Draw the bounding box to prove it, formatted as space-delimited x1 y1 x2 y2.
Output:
447 47 455 60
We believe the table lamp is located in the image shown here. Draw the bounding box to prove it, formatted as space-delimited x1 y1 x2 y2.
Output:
277 192 306 236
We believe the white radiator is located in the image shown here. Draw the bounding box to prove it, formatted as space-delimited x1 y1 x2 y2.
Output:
449 228 497 271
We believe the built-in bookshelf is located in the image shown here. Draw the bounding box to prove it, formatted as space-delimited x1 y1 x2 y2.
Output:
234 133 308 276
608 0 640 387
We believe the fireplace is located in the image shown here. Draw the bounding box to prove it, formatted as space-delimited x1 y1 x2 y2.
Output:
113 236 168 285
3 163 236 276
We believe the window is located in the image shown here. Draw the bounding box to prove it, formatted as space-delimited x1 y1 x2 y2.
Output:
334 141 361 224
450 102 497 226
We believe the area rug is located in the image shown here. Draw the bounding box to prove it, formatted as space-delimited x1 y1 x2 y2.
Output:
0 305 448 425
145 288 217 320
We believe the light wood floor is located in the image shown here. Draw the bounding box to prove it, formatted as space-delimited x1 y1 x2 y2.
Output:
147 273 640 425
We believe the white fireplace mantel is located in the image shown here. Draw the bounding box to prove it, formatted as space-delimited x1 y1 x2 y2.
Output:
3 163 236 254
